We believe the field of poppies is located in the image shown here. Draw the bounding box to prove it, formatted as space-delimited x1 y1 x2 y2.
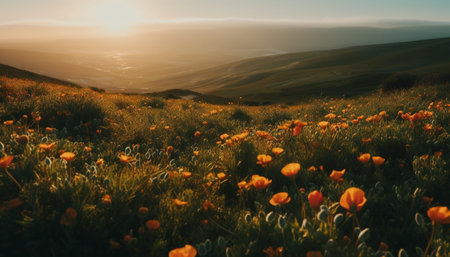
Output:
0 76 449 257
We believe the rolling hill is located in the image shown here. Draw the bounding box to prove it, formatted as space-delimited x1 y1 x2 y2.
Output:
149 37 450 103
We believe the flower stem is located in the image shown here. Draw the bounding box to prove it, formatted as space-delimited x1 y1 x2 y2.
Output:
4 168 22 190
423 221 435 257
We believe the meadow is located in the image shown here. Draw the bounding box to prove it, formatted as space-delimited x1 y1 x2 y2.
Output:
0 76 449 257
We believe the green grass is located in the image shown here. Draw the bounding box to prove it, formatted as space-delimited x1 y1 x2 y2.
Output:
0 76 449 257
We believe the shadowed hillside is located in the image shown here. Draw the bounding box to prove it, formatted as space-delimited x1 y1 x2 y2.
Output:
150 37 450 103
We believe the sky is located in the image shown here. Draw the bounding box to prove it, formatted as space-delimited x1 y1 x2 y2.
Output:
1 0 450 27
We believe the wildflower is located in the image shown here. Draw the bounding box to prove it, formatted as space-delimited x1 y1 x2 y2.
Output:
423 123 433 131
308 166 317 172
119 154 132 164
256 130 275 140
173 199 188 207
0 155 14 169
340 187 367 212
329 169 345 182
250 175 272 189
434 151 442 158
60 207 77 226
169 244 197 257
194 131 201 137
361 138 372 143
281 163 300 178
96 158 104 166
217 172 226 180
256 154 272 167
318 121 330 129
272 147 284 156
306 251 323 257
293 120 307 136
182 171 192 179
220 133 229 140
423 196 434 206
167 146 174 153
203 200 215 211
308 190 324 211
270 192 291 206
237 180 248 189
193 151 199 156
357 153 371 163
145 219 160 231
38 142 56 152
372 156 385 166
325 113 336 119
60 152 76 162
102 194 112 205
427 206 450 224
263 246 283 257
3 120 13 125
138 207 149 216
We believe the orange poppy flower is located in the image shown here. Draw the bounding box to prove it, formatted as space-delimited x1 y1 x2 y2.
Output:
361 138 372 143
119 154 132 164
237 180 248 189
272 147 284 156
203 200 215 211
329 169 345 182
372 156 385 166
306 251 323 257
269 192 291 206
38 142 56 152
194 131 201 137
281 163 301 178
217 172 226 180
173 199 188 207
427 206 450 224
102 194 112 205
60 152 76 162
325 113 336 119
169 244 197 257
3 120 13 125
308 190 324 211
339 187 367 212
182 171 192 179
263 246 283 257
96 158 104 166
293 120 307 136
423 123 433 131
256 154 272 167
250 174 272 189
193 151 199 156
145 219 160 231
318 121 330 129
0 155 14 169
220 134 229 140
60 207 78 226
357 153 371 163
308 166 317 172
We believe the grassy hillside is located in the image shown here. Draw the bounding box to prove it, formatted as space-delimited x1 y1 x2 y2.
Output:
149 37 450 103
0 75 449 257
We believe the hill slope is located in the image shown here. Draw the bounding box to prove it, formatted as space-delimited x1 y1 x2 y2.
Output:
148 37 450 103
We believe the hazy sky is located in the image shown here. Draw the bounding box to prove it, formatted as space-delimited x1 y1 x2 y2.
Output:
2 0 450 26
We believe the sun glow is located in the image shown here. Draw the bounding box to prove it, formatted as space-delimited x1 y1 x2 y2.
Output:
94 1 143 33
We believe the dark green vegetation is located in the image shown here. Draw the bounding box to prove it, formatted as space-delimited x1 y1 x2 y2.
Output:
0 74 449 256
152 37 450 104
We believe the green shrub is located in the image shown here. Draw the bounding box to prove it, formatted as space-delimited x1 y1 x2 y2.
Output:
380 73 417 92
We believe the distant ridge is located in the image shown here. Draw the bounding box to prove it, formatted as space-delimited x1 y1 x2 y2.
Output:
0 63 81 88
148 37 450 103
